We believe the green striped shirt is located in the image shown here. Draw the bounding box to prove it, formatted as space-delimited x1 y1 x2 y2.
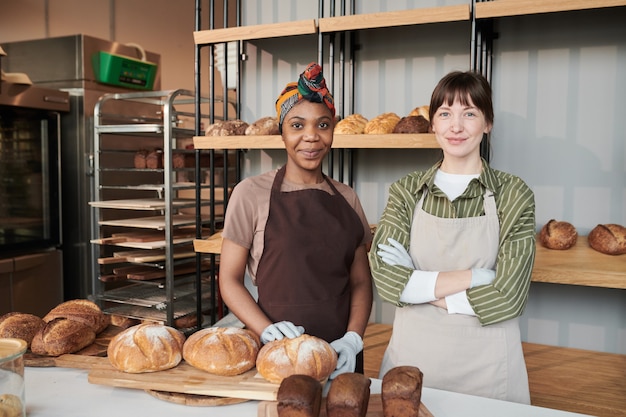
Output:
369 159 536 326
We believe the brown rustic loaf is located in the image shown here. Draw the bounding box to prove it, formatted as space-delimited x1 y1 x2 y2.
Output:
392 115 430 134
381 366 423 417
588 224 626 255
539 219 578 250
182 327 260 376
30 317 96 356
0 312 45 348
256 334 338 384
43 299 110 334
145 148 163 169
277 374 323 417
363 113 401 134
133 149 149 169
107 323 185 373
326 372 371 417
245 116 280 135
334 114 368 134
205 119 249 136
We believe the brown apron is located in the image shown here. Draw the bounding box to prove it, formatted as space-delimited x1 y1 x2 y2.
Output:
380 188 530 404
255 166 365 371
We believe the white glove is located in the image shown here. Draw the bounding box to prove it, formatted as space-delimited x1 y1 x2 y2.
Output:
329 331 363 379
377 238 415 269
260 321 305 344
470 268 496 288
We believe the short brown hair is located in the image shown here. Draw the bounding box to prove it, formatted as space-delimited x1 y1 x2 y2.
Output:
429 71 494 126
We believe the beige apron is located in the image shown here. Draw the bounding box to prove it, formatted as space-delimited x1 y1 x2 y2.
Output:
380 188 530 404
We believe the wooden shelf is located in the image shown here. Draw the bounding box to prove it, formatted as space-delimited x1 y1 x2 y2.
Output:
475 0 626 19
318 4 470 33
532 236 626 289
193 133 439 150
193 232 223 255
193 19 317 45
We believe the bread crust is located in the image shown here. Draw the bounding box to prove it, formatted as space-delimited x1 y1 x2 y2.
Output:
256 334 338 384
539 219 578 250
382 366 423 417
43 299 110 334
182 327 260 376
245 116 280 135
277 374 322 417
588 224 626 255
0 312 45 348
205 119 249 136
107 323 185 373
326 372 371 417
392 115 430 134
334 114 368 134
363 113 400 134
30 317 96 356
409 105 430 121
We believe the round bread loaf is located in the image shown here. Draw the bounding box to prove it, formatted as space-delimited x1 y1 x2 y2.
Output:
0 312 45 348
245 116 280 135
363 112 400 134
182 327 260 376
256 334 338 384
0 393 23 417
30 317 96 356
334 114 368 134
205 119 249 136
392 115 430 134
409 105 430 121
107 323 185 373
588 224 626 255
539 219 578 250
43 299 110 334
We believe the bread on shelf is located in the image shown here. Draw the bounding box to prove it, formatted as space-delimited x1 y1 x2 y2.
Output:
392 115 430 134
335 114 368 134
363 113 401 134
539 219 578 250
205 119 249 136
588 224 626 255
245 116 280 135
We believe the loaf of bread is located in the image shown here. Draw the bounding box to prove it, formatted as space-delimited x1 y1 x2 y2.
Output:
363 113 400 134
588 224 626 255
182 327 259 376
0 312 45 348
392 115 430 134
133 149 148 169
109 314 140 329
276 374 322 417
0 393 23 417
326 372 371 417
256 334 338 384
43 299 110 334
107 323 185 373
409 105 430 121
245 116 280 135
539 219 578 250
30 317 96 356
205 119 249 136
381 366 423 417
334 114 368 134
146 149 163 169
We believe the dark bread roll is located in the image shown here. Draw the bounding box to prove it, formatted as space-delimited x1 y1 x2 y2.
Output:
245 116 280 135
133 149 148 169
392 115 430 134
0 312 45 348
277 374 322 417
43 299 110 334
539 219 578 250
382 366 423 417
30 317 96 356
182 327 259 376
145 148 164 169
588 224 626 255
326 372 371 417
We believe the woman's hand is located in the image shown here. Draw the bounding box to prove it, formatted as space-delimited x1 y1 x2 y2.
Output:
377 238 415 269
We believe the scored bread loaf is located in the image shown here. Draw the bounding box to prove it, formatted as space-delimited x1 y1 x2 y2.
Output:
334 114 368 134
43 299 110 334
182 327 260 376
588 224 626 255
363 113 401 134
107 323 185 373
326 372 371 417
277 374 323 417
256 334 338 384
30 317 96 356
0 312 45 349
539 219 578 250
381 366 423 417
245 116 280 135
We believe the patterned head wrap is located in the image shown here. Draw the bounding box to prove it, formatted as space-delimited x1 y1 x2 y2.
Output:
275 62 335 132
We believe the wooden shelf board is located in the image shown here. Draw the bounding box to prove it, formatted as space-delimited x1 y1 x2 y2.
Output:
476 0 626 19
193 134 439 150
531 236 626 289
193 232 223 255
194 19 317 45
318 5 470 33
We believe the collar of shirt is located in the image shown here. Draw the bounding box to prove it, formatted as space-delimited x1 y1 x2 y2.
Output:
418 158 499 199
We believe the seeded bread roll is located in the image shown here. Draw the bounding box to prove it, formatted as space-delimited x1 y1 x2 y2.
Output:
382 366 423 417
0 312 45 348
182 327 260 376
363 113 400 134
30 317 96 356
326 372 371 417
245 116 280 135
277 374 322 417
539 219 578 250
43 299 110 334
107 323 185 373
588 224 626 255
256 334 338 384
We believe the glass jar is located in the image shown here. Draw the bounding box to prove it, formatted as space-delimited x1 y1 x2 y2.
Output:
0 338 27 417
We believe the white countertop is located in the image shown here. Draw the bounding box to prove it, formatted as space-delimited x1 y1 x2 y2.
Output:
25 366 592 417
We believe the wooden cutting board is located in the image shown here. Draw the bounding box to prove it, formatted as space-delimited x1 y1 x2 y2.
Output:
88 361 280 401
258 394 434 417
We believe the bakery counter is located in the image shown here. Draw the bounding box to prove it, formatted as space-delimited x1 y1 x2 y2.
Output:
25 366 592 417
